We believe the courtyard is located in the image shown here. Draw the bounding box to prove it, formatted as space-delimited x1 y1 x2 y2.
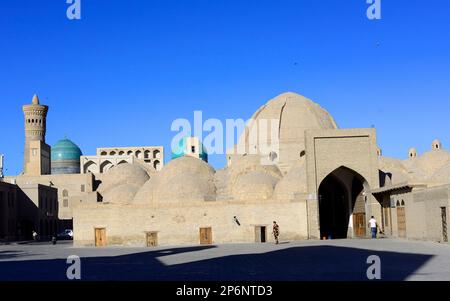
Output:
1 239 450 281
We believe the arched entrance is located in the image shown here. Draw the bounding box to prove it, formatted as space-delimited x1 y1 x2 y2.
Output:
318 166 368 239
20 219 34 240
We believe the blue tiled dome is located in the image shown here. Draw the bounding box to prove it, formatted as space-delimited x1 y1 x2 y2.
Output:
51 138 82 174
51 139 82 162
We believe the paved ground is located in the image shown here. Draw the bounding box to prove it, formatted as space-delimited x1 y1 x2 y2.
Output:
1 239 450 281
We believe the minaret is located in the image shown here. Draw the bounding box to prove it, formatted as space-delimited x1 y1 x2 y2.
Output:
22 94 51 175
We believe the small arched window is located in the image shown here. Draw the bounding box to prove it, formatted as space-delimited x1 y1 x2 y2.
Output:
396 200 401 207
154 160 161 171
401 200 405 206
62 189 69 197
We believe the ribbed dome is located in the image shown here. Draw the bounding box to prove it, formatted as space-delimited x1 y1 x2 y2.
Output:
233 92 338 173
51 139 82 162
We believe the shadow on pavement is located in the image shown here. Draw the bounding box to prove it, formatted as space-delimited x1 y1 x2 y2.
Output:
0 251 29 260
0 245 433 281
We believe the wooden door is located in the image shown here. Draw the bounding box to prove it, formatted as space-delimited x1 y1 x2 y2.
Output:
254 226 267 243
95 228 106 247
383 206 393 236
397 207 406 238
260 226 266 243
146 232 158 247
199 227 212 245
353 213 366 237
442 207 448 243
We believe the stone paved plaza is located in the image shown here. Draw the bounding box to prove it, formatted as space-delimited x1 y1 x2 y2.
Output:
1 239 450 281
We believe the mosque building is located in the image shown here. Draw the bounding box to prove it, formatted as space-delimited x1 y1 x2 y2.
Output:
1 92 449 246
51 138 83 174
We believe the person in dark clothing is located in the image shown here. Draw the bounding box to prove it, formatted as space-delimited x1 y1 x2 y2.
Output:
272 221 280 244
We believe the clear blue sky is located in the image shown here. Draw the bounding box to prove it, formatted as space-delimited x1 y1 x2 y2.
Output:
1 0 449 176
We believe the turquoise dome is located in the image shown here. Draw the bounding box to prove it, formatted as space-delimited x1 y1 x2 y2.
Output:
51 139 82 162
171 136 208 162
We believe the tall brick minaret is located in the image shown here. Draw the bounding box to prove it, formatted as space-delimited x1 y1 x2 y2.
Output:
22 94 51 175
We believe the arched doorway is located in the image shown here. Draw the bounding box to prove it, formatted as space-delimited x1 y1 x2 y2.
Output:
318 166 368 239
20 219 34 240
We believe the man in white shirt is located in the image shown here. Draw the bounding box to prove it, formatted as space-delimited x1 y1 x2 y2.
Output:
32 230 38 241
368 216 378 239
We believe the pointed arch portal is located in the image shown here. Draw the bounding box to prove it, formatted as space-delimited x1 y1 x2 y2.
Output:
318 166 368 239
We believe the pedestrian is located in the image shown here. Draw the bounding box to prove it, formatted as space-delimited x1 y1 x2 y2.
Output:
272 221 280 244
32 230 38 241
368 216 378 239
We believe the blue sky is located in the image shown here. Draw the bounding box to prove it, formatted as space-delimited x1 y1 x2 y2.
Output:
1 0 449 176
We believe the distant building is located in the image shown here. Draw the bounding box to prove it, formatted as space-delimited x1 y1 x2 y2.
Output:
0 180 57 241
18 183 58 239
81 146 164 174
171 136 208 162
0 181 19 240
3 95 164 241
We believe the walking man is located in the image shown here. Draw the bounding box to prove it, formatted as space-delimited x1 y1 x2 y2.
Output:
272 221 280 244
368 216 378 239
